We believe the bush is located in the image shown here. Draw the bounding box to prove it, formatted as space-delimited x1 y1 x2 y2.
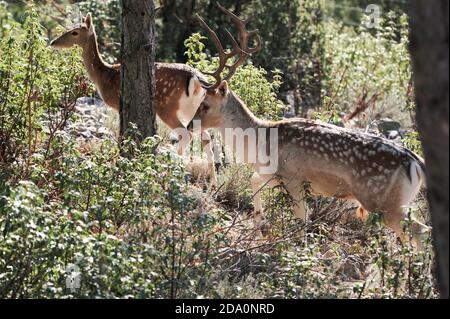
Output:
0 3 88 175
1 132 233 298
321 13 414 127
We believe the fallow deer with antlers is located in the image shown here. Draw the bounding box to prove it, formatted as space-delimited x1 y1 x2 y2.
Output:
191 10 429 248
50 5 259 187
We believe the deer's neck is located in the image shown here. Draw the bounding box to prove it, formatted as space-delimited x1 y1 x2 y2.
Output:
81 34 110 86
221 94 269 131
219 93 277 171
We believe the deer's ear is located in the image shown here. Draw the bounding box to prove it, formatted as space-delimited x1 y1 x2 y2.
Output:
217 80 228 97
85 13 93 31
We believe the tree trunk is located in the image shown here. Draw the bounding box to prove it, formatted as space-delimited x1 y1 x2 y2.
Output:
408 0 449 299
120 0 157 141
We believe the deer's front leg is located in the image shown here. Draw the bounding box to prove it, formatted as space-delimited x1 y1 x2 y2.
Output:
293 195 307 222
250 173 280 236
166 118 192 156
285 184 309 238
176 129 193 156
201 130 218 188
284 183 308 222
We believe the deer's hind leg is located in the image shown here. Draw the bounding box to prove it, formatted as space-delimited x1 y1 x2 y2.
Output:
383 169 430 249
383 206 430 251
358 190 430 250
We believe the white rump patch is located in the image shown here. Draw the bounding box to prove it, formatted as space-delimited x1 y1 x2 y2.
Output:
410 161 425 190
400 160 425 206
176 76 206 128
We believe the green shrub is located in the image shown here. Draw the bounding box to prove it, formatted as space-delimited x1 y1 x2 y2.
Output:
321 12 413 127
1 133 231 298
0 3 88 175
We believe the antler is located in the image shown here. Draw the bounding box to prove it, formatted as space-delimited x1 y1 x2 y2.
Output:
197 2 262 92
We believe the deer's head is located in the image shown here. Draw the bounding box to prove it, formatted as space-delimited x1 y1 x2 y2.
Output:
193 81 229 129
50 14 95 49
193 3 262 130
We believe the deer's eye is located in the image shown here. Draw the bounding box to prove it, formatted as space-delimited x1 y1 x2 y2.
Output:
71 31 79 36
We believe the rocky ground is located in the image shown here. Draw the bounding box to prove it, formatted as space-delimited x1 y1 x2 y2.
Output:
68 97 407 146
68 97 118 142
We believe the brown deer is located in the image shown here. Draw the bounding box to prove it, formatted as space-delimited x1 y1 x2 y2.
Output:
191 17 429 247
51 14 205 153
50 6 259 187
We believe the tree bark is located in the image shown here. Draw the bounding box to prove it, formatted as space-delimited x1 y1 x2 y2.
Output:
408 0 449 299
120 0 157 141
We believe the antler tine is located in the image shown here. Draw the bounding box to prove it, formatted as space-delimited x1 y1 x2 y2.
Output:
216 2 262 54
196 14 228 90
197 13 248 91
223 28 247 60
246 30 262 53
196 14 225 58
197 3 263 91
